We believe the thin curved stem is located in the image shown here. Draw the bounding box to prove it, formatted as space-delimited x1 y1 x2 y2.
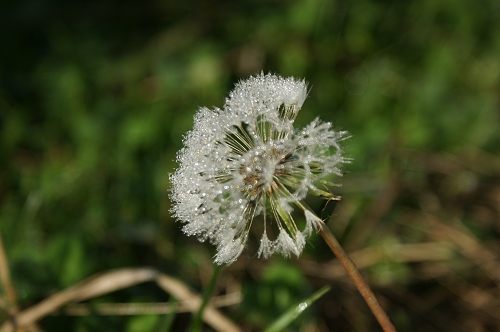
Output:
188 264 223 332
318 223 396 332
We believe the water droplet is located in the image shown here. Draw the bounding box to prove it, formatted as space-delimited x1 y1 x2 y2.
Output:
296 302 307 313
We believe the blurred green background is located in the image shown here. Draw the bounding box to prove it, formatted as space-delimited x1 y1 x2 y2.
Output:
1 0 500 331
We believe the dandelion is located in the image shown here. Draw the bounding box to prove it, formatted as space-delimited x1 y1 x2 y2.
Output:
170 73 348 265
170 73 396 331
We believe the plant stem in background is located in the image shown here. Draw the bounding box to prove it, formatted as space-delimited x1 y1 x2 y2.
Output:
318 223 396 332
188 264 223 332
156 299 179 332
0 234 19 315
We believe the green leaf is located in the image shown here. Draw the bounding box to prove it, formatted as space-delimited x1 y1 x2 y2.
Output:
263 286 330 332
154 300 179 332
188 264 223 332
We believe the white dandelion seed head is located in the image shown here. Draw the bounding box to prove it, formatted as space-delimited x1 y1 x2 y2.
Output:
170 73 348 265
303 210 324 237
257 233 274 260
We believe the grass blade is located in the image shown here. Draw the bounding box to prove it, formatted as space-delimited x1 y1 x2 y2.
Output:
263 286 330 332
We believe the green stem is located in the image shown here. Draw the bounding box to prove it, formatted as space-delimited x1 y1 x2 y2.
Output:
319 223 396 332
188 264 223 332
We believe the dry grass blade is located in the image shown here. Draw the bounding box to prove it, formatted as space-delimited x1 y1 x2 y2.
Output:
156 274 241 332
61 293 241 315
0 268 158 332
440 277 500 319
299 242 453 280
419 213 500 287
0 235 18 312
0 268 240 332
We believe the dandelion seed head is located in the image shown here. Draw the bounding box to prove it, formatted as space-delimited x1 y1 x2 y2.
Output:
170 73 348 265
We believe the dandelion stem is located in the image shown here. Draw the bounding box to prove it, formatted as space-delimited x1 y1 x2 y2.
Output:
188 264 223 332
318 223 396 332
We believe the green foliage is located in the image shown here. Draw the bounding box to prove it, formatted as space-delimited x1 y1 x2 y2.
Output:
1 0 500 330
241 262 311 329
127 315 158 332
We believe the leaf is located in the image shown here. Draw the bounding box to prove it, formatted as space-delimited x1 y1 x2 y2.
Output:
263 286 330 332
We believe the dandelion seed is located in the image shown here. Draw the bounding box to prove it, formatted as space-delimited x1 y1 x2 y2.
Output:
170 73 348 265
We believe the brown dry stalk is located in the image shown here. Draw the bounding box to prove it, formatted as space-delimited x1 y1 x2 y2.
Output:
299 241 453 280
156 273 240 332
413 211 500 288
0 268 240 332
0 235 18 312
61 293 241 316
319 223 397 332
